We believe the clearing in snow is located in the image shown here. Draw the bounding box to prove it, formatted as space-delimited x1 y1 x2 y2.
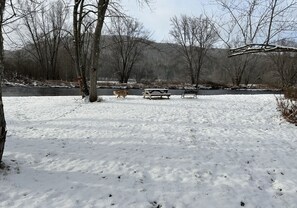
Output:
1 95 297 208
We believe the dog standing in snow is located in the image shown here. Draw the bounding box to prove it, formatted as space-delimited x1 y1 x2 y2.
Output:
113 90 128 98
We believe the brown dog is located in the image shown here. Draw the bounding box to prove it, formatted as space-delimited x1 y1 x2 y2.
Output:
113 90 128 98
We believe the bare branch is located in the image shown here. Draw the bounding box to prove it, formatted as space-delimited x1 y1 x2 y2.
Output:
229 43 297 57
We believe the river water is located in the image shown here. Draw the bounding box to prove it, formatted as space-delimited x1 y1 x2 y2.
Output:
2 86 282 97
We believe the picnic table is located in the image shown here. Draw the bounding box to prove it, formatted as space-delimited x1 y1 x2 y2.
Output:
143 88 171 99
181 88 198 98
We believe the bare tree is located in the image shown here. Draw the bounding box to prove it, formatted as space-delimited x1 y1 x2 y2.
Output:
242 56 264 86
269 52 297 88
0 0 7 164
108 17 150 83
214 0 297 85
72 0 151 102
73 0 93 98
170 15 217 86
215 0 297 56
16 0 69 80
223 54 249 86
0 0 41 163
88 0 109 102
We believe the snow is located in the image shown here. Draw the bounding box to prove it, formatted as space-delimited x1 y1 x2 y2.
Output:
1 95 297 208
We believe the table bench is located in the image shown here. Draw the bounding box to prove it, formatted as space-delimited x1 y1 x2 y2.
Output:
143 88 171 99
181 88 198 98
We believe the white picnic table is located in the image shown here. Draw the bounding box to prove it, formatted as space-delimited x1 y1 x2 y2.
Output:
143 88 171 99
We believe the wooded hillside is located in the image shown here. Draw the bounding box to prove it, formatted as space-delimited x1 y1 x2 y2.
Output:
3 35 297 88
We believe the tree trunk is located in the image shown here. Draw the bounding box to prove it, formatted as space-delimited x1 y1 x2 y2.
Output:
0 87 6 163
0 0 7 163
80 72 89 97
89 66 97 101
195 72 200 88
89 0 109 102
73 0 89 98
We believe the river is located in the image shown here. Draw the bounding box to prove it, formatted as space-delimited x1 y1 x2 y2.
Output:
2 86 282 97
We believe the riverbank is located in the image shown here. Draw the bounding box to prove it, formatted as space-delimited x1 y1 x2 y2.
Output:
2 85 282 97
2 77 280 91
2 78 282 97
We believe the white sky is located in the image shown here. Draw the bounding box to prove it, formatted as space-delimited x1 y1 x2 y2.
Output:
121 0 216 42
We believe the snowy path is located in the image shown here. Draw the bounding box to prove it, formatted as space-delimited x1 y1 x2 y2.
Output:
1 95 297 208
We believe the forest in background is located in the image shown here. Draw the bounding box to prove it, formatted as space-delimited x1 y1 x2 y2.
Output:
3 35 297 89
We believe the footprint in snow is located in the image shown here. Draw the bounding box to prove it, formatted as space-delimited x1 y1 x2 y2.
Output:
149 201 162 208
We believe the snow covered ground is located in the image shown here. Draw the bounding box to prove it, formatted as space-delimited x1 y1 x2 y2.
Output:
1 95 297 208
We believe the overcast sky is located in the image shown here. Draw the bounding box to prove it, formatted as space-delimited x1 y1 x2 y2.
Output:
121 0 216 42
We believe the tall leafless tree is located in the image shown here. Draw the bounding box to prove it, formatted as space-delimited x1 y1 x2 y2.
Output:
73 0 93 97
72 0 151 102
0 0 7 164
16 0 69 80
215 0 297 88
108 17 150 83
170 15 217 86
215 0 297 54
88 0 109 102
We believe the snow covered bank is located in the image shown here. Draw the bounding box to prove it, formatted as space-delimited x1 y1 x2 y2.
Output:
1 95 297 208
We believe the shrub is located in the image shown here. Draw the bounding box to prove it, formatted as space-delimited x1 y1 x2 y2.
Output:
284 87 297 101
276 88 297 125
